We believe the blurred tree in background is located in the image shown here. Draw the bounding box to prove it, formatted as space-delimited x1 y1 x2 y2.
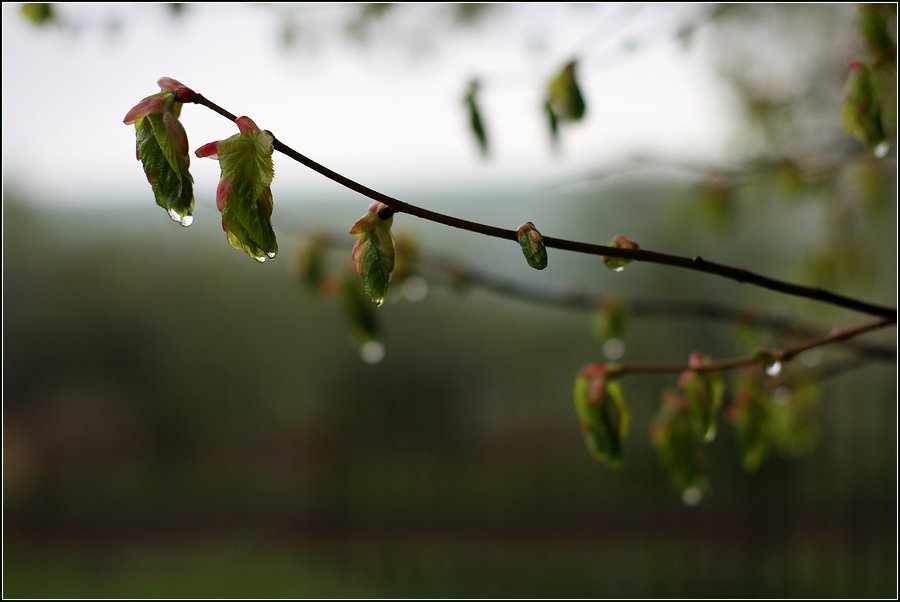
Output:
4 3 897 598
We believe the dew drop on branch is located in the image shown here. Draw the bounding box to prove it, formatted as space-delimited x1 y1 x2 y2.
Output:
874 141 890 158
179 214 193 227
255 255 267 263
765 361 782 377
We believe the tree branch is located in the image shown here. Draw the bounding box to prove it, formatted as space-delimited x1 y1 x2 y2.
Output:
190 92 898 321
412 256 896 362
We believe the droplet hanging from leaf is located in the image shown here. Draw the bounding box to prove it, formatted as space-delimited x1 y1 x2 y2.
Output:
516 221 548 270
196 116 278 262
124 77 196 227
349 202 396 306
573 363 630 468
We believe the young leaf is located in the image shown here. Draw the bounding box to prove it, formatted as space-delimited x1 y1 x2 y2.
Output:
124 78 196 227
592 296 628 343
339 270 378 343
544 100 560 146
769 380 821 458
651 391 707 500
21 3 53 26
349 202 396 306
464 79 489 157
679 353 724 442
516 222 548 270
196 116 278 262
295 235 328 293
547 60 586 122
573 363 630 468
728 367 772 472
841 60 887 153
858 4 895 61
602 235 640 272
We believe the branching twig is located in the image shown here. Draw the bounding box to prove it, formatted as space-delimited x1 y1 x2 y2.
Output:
190 92 897 321
608 318 892 377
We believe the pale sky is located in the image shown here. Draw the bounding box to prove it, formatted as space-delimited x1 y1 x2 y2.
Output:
2 3 733 208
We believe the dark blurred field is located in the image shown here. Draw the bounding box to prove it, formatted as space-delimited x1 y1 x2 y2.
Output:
3 183 896 597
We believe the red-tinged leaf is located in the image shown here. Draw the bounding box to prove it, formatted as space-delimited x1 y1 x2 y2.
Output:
679 353 724 442
651 391 708 501
127 84 194 226
573 363 630 468
197 116 278 261
349 202 396 306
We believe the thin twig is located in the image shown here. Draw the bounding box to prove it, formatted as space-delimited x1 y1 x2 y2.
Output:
608 318 892 377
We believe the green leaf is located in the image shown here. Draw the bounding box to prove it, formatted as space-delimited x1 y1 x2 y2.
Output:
133 100 194 226
841 60 887 152
651 391 707 499
602 235 639 272
197 117 278 261
339 271 378 343
21 3 53 26
516 221 548 270
728 368 772 472
547 60 586 122
592 296 628 343
573 363 630 468
544 100 560 146
349 202 396 306
296 235 327 293
679 353 724 442
465 79 489 157
859 4 895 60
769 380 821 458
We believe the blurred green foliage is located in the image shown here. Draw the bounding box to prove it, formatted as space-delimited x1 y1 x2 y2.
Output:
3 184 895 596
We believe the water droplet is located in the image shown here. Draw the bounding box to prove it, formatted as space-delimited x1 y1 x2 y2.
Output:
773 386 792 406
372 297 385 307
360 340 385 364
765 361 782 377
874 141 890 158
255 255 267 263
602 338 625 360
179 214 193 227
401 276 429 303
613 265 626 273
266 251 276 259
682 487 703 507
167 208 180 222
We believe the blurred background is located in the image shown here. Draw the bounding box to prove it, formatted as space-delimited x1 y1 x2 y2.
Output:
3 3 897 597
